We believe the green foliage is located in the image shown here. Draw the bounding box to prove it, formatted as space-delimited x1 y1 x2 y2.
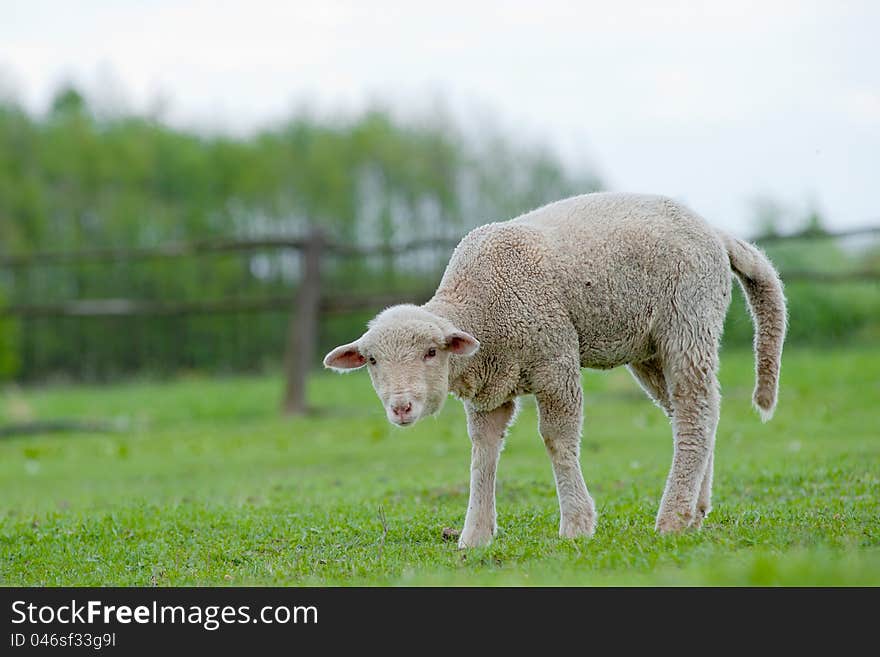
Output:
0 348 877 585
0 91 600 251
0 90 601 381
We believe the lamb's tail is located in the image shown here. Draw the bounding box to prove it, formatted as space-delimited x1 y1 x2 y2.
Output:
719 231 788 422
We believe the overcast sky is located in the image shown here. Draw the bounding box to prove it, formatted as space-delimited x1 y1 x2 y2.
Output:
2 0 878 234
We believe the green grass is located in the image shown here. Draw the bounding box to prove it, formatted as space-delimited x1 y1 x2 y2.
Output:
1 347 878 586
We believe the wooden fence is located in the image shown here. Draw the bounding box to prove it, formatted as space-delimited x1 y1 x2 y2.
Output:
1 224 878 414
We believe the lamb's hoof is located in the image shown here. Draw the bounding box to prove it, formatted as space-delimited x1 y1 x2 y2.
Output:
457 528 493 549
655 510 695 534
690 505 711 530
559 514 596 539
441 527 460 542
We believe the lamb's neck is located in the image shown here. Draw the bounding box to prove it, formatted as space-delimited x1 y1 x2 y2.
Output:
422 295 481 386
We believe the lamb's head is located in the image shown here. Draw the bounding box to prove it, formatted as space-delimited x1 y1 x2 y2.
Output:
323 304 479 427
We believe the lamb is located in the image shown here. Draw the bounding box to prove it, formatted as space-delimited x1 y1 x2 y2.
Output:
324 191 787 548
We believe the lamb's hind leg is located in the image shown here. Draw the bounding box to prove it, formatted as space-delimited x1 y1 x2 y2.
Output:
536 372 596 539
655 347 720 534
630 357 714 527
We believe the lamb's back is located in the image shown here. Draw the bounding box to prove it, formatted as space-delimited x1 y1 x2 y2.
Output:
437 192 730 369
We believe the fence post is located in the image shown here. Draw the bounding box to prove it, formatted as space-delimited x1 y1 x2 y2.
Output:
282 227 323 415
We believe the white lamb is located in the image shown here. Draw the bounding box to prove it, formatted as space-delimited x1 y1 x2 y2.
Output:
324 192 787 548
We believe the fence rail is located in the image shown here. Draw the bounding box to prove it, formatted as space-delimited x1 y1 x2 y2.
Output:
2 292 437 318
1 224 878 413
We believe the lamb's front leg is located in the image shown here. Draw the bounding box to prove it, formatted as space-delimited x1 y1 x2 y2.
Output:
536 379 596 539
459 401 517 548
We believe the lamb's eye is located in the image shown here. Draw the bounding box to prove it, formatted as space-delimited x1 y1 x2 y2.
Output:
368 357 377 365
424 348 437 360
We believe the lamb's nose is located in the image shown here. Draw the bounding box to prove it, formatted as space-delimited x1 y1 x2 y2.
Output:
392 402 413 417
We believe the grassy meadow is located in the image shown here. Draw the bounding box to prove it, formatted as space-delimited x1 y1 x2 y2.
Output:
1 347 878 586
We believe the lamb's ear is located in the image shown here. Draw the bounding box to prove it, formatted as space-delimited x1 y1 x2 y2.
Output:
323 341 367 371
444 330 480 356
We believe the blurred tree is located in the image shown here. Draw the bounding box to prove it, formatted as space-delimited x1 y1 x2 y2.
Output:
0 90 601 381
751 196 785 239
50 86 88 117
